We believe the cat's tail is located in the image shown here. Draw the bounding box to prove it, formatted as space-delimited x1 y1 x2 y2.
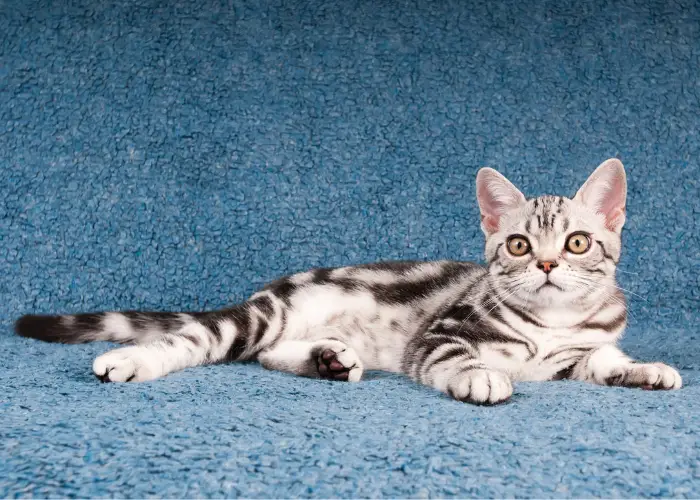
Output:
14 310 211 345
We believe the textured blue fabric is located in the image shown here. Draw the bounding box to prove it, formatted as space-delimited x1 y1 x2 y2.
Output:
1 0 699 497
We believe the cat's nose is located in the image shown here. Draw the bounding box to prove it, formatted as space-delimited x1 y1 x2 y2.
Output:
537 260 558 274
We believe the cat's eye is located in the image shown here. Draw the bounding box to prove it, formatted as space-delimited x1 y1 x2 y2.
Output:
506 235 531 256
565 232 591 254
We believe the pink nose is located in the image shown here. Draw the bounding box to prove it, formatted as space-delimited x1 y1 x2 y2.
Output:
537 261 558 274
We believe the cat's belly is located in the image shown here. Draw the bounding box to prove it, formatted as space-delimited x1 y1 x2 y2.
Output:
515 357 571 382
280 284 414 372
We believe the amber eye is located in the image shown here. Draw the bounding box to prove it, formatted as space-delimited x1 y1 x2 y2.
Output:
507 235 531 256
566 232 591 254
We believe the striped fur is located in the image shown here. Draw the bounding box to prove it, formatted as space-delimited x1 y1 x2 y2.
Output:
14 159 682 404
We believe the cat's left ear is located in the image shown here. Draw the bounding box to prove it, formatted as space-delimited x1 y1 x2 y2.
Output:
574 158 627 233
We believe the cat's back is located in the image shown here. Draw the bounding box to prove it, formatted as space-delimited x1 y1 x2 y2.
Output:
259 259 486 303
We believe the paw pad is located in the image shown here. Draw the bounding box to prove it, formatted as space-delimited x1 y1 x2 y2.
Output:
316 349 355 381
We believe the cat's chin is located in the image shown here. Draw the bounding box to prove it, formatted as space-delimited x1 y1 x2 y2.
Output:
508 287 573 309
532 281 578 306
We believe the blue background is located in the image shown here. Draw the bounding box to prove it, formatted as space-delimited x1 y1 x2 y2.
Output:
1 0 698 497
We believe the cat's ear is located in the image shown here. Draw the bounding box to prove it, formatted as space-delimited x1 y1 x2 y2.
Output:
574 158 627 233
476 168 526 235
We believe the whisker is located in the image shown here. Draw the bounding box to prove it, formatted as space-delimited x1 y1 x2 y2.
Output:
614 269 638 275
469 287 524 330
572 273 647 302
453 280 528 336
569 277 633 315
567 279 638 323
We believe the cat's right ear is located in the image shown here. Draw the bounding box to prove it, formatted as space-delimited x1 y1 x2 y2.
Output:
476 168 526 235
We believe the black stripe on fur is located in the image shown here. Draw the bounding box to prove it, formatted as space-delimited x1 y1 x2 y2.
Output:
15 313 104 343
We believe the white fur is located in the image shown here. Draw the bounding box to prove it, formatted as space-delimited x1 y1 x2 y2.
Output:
209 319 238 360
282 286 410 372
447 368 513 404
571 345 682 389
258 339 364 382
249 291 286 351
102 313 136 342
331 262 446 285
93 345 162 382
93 316 216 382
289 271 315 285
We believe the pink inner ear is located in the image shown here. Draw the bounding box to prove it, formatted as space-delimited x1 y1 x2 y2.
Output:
477 186 507 233
476 168 526 234
605 207 625 232
481 215 499 233
599 171 626 228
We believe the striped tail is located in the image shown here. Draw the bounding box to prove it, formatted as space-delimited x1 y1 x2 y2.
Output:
15 311 207 345
15 292 284 367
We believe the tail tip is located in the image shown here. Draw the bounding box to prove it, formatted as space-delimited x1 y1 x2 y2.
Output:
15 314 62 341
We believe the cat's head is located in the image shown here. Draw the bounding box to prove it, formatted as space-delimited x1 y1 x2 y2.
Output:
476 159 626 309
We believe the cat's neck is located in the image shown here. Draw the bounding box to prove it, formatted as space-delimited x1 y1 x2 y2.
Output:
530 304 600 329
492 277 623 329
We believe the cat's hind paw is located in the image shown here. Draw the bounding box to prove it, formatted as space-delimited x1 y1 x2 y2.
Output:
93 347 159 383
313 342 363 382
447 367 513 405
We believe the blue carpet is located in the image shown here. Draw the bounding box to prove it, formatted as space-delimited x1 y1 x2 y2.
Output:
1 0 699 497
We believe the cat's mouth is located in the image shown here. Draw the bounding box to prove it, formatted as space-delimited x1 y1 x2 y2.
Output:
537 279 564 292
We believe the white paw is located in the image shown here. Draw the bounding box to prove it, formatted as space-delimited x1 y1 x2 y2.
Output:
607 362 682 390
93 347 160 383
313 340 364 382
447 368 513 405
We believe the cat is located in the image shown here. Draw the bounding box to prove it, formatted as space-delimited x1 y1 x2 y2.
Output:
15 158 682 404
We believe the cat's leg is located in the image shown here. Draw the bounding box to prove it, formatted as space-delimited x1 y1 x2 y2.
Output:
424 354 513 405
258 339 364 382
92 327 216 382
407 334 514 405
93 334 208 383
93 293 287 382
92 317 229 383
569 344 682 390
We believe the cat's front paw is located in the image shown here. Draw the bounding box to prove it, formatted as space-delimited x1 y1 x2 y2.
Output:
447 368 513 405
606 363 682 390
93 347 159 383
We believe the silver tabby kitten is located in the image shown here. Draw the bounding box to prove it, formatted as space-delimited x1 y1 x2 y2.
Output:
16 159 681 404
